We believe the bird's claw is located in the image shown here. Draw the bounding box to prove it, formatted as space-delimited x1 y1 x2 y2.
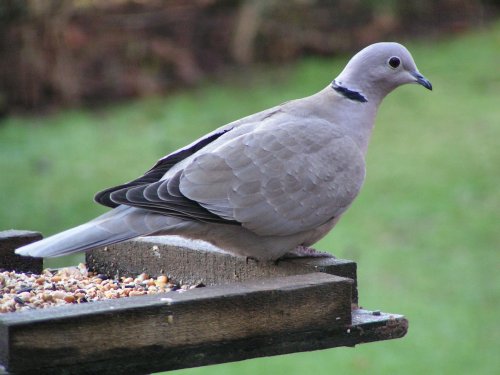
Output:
280 246 336 260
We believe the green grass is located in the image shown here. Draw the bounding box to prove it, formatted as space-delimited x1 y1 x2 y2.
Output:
1 23 499 374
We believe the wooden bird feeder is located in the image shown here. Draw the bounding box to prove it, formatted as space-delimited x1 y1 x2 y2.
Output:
0 230 408 375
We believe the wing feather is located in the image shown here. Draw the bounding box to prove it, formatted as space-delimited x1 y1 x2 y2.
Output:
93 108 364 236
180 119 366 236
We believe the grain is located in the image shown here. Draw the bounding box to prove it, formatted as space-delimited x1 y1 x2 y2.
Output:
0 264 199 313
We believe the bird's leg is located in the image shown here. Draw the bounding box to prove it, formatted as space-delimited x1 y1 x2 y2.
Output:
281 246 336 259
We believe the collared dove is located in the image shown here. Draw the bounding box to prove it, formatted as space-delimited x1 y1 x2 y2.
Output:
16 42 432 261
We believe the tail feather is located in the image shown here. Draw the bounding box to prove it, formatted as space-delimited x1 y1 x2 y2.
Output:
15 206 171 258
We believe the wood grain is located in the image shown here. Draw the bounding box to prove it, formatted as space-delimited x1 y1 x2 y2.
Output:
1 273 353 374
0 233 408 375
86 236 358 302
0 230 43 274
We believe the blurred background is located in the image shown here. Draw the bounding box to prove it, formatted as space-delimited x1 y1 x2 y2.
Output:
0 1 498 374
0 0 497 114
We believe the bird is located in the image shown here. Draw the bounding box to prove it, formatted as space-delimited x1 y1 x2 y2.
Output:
16 42 432 261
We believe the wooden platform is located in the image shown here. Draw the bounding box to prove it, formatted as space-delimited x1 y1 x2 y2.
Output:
87 236 359 302
0 230 43 274
0 232 408 375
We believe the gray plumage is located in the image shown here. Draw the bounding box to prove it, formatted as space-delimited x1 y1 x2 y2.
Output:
16 42 432 260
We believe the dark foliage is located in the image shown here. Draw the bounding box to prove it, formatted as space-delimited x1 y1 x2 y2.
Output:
0 0 496 114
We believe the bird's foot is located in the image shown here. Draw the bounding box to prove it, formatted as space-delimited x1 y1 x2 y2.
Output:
281 246 336 259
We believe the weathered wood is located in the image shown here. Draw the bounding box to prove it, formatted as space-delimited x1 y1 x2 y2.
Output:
87 236 358 302
0 273 354 375
0 307 407 375
0 230 43 274
0 232 408 374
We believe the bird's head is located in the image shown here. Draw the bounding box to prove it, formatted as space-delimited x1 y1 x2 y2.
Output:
334 42 432 103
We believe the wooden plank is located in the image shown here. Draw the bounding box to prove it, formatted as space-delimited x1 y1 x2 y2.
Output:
87 236 358 302
0 230 43 274
0 272 353 374
0 309 407 375
139 310 408 373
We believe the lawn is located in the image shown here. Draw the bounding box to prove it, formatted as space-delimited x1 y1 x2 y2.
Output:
0 23 499 375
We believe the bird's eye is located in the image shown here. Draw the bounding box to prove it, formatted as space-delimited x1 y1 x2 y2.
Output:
388 56 401 69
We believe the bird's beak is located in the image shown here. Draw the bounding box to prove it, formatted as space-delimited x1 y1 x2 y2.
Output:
411 71 432 90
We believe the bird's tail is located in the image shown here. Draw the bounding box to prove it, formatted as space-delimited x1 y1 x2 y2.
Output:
15 206 169 258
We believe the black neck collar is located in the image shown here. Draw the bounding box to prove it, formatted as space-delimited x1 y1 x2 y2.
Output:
331 80 367 103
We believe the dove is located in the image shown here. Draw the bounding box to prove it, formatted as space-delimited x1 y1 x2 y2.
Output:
16 42 432 261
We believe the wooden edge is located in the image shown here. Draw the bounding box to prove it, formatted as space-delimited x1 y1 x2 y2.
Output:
0 309 407 375
0 230 43 274
0 231 42 241
144 309 408 372
1 273 353 374
86 236 358 302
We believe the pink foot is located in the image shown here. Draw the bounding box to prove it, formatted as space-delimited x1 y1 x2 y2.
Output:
281 246 336 259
